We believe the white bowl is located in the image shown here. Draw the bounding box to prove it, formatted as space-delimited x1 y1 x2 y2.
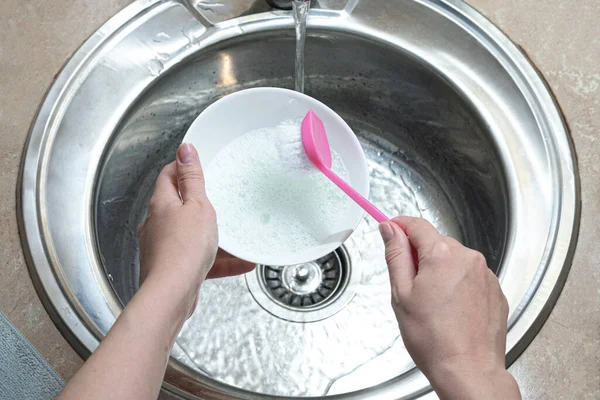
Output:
183 87 369 265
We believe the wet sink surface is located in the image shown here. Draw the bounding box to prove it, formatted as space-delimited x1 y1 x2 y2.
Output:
18 0 579 398
95 33 508 396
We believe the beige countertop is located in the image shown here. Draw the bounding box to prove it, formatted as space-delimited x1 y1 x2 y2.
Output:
0 0 598 398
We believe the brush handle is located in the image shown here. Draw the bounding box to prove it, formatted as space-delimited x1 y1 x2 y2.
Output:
321 167 389 223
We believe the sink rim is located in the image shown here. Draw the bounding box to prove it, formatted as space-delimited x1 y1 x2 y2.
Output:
17 0 580 398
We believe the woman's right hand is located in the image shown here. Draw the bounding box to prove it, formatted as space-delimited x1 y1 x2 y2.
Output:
379 216 521 400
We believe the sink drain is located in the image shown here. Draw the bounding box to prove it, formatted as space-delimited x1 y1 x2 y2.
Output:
262 248 346 310
246 246 361 322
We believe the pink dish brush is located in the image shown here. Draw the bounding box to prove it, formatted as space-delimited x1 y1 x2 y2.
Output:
300 110 389 223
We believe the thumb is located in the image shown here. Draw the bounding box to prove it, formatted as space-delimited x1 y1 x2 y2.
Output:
379 221 416 298
176 143 207 204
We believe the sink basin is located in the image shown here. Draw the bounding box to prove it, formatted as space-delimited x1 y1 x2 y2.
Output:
19 0 580 398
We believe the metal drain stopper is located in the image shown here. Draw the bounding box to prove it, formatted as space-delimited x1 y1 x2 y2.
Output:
262 251 344 309
246 246 359 323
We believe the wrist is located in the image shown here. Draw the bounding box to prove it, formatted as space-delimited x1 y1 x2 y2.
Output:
143 259 206 293
140 271 203 327
428 360 520 400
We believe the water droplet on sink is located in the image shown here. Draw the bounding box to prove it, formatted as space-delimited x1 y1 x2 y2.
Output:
181 27 193 46
389 159 401 175
153 32 171 43
148 59 164 76
195 0 226 14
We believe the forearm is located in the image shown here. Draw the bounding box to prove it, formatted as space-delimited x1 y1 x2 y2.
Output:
428 362 521 400
58 274 197 400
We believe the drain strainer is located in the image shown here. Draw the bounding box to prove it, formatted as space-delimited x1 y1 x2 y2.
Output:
246 246 361 322
262 250 345 309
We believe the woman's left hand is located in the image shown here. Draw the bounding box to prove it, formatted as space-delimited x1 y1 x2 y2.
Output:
137 143 255 317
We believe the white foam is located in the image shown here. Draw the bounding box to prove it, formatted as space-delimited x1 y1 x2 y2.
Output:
274 118 314 174
205 119 351 258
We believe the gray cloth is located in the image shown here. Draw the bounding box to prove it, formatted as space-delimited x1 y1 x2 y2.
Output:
0 311 64 400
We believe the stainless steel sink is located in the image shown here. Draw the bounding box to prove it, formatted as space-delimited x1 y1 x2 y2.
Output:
19 0 580 398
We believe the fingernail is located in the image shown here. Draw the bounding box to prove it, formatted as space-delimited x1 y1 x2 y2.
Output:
379 222 395 242
178 143 195 164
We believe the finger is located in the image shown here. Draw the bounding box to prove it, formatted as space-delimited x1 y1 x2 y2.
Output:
176 143 208 205
152 162 179 199
379 221 416 298
216 248 237 259
207 257 256 279
147 162 181 212
392 216 443 254
136 221 145 238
